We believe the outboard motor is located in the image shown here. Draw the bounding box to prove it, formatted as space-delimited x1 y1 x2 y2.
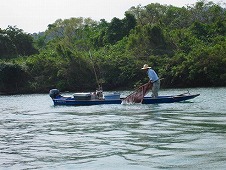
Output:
49 89 60 99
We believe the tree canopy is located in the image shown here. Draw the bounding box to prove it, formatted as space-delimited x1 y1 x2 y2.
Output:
0 1 226 94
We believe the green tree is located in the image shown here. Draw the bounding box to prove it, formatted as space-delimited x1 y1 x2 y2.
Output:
0 62 29 93
163 6 191 29
0 30 17 58
105 17 124 44
5 26 38 57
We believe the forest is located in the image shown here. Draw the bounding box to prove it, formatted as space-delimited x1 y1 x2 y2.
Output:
0 0 226 94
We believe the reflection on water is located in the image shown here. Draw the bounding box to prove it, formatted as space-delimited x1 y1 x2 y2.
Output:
0 88 226 169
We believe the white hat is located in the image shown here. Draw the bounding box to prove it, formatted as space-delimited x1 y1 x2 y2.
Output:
141 64 151 70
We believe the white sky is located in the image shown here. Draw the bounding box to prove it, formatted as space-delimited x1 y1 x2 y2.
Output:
0 0 224 33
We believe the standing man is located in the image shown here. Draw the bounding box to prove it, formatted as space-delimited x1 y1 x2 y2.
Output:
141 64 160 98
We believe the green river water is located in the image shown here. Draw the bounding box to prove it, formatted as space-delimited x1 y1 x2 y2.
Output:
0 88 226 169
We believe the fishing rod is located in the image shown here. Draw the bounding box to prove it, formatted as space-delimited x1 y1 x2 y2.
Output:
89 51 102 91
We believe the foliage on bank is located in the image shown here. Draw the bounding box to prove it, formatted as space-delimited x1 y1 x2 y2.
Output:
0 1 226 93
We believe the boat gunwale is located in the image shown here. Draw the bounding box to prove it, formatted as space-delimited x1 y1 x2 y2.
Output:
52 93 200 106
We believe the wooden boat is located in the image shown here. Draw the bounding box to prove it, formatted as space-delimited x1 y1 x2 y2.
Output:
49 89 200 106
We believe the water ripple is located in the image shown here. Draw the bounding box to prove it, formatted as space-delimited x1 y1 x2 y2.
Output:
1 88 226 169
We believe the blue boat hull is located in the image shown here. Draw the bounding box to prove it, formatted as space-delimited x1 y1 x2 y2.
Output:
142 94 200 104
52 94 200 106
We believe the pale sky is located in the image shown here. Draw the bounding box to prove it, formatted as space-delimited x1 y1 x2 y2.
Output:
0 0 223 33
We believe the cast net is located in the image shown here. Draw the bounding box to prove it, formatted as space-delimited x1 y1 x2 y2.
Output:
122 82 152 104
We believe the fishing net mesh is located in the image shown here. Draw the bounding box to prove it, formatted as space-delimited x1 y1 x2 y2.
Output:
122 82 152 104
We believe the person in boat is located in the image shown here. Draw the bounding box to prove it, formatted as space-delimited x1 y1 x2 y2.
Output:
141 64 160 98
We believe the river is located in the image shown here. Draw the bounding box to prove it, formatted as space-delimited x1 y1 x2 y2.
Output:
0 88 226 169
